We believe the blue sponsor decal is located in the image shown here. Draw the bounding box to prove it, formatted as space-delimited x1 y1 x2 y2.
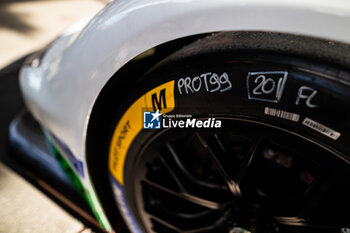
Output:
143 110 161 129
110 176 142 233
49 133 85 178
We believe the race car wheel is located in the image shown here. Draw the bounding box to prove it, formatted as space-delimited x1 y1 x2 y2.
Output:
107 32 350 233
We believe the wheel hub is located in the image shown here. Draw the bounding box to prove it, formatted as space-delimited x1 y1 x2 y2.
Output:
226 203 273 233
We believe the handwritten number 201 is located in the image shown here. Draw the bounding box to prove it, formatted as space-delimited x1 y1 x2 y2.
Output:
252 75 283 97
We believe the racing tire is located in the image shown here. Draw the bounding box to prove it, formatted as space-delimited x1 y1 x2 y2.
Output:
106 32 350 233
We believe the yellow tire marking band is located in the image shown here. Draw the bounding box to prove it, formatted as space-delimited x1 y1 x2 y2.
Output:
109 81 175 185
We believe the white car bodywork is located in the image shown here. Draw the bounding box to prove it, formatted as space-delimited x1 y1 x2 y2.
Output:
19 0 350 231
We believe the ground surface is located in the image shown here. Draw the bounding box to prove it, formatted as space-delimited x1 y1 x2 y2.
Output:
0 1 109 232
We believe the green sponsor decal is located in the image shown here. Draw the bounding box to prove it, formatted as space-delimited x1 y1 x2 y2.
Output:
45 134 111 231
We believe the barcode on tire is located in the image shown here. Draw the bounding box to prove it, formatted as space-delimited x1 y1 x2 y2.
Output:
302 118 340 140
264 107 300 122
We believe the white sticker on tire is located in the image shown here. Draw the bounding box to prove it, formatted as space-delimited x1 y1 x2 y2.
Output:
302 117 340 140
264 107 300 122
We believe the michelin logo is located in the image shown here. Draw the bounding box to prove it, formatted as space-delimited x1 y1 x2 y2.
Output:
143 110 162 129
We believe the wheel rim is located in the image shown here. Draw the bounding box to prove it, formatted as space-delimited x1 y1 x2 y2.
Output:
128 118 350 233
